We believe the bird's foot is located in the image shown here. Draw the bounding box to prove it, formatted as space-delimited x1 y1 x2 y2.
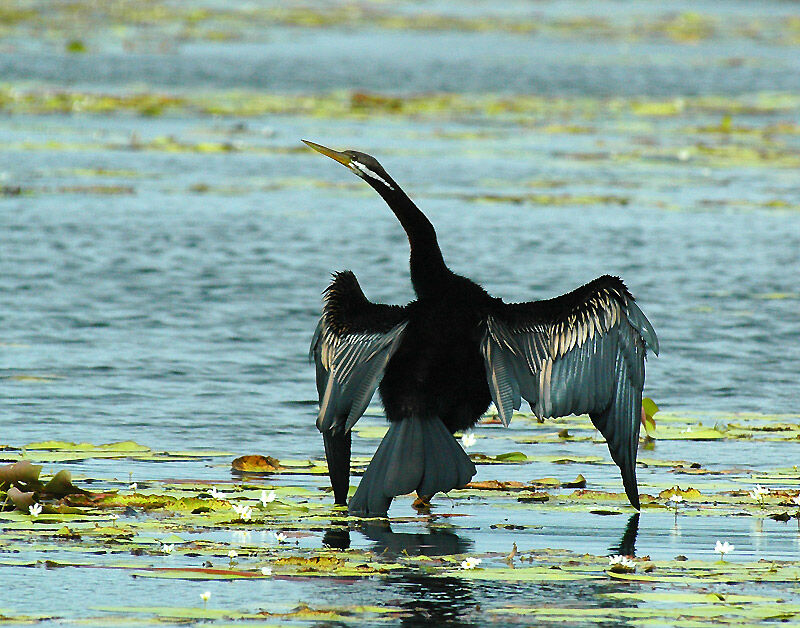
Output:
412 493 432 513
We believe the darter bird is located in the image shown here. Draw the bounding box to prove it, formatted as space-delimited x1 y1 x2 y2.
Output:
305 140 659 516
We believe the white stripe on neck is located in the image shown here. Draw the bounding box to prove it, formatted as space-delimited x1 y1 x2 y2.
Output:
352 161 394 190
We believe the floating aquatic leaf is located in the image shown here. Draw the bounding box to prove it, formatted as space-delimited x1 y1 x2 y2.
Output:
464 480 525 491
231 455 282 473
643 398 659 436
563 474 587 488
443 566 602 581
642 398 660 418
353 425 389 439
517 492 550 503
652 426 727 440
659 486 703 501
567 490 631 502
470 451 529 464
54 526 81 539
65 39 87 53
130 567 261 580
24 440 151 453
43 470 86 497
4 460 42 484
7 486 35 512
93 606 258 619
529 477 561 487
274 555 343 570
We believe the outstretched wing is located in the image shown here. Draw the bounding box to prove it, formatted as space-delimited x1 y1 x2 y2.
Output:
480 275 659 508
311 271 408 434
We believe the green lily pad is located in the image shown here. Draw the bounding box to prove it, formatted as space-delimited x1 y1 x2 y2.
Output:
442 566 603 581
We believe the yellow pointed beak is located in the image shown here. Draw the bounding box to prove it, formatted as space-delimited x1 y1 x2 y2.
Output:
302 140 352 167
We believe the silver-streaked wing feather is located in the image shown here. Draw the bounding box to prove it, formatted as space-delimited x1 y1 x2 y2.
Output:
311 271 408 434
480 275 658 508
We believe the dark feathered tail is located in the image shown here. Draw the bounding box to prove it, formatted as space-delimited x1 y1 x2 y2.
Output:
349 417 476 516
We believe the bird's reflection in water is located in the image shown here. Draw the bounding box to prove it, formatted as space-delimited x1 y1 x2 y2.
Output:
322 519 473 556
321 524 351 550
323 515 641 625
322 521 478 626
322 520 473 556
358 520 473 557
362 521 476 626
608 513 640 556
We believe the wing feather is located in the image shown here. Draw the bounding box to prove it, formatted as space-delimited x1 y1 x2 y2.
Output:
311 271 408 434
480 275 658 508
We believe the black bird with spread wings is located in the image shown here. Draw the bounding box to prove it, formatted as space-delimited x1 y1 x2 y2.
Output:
305 140 659 516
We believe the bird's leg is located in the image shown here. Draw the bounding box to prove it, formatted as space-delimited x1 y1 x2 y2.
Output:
323 429 352 506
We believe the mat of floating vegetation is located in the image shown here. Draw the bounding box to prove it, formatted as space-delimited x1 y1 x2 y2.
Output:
1 414 799 624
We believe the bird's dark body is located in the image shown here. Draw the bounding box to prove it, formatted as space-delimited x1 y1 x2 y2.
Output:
305 140 659 516
379 277 495 434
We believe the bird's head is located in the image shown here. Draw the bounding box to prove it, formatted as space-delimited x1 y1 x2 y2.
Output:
302 140 395 192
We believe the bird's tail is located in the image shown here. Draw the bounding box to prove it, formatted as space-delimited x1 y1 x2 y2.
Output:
348 416 476 517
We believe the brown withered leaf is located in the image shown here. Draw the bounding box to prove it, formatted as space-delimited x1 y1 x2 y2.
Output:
231 455 282 473
466 480 526 491
7 486 35 511
43 469 87 497
0 460 43 488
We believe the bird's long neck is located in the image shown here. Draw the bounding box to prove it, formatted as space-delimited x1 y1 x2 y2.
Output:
373 183 451 298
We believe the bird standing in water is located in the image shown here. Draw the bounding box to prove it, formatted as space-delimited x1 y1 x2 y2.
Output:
305 140 659 516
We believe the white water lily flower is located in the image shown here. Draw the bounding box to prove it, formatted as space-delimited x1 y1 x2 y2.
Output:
792 495 800 507
749 485 769 501
274 532 288 543
200 591 211 604
210 487 225 499
668 494 684 504
228 550 238 559
608 555 636 572
261 566 272 576
460 556 481 570
715 541 734 557
231 504 253 521
129 483 137 491
162 544 174 554
460 432 477 448
29 503 43 517
260 490 276 506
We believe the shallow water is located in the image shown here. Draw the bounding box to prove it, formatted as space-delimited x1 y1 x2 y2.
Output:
1 0 800 624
